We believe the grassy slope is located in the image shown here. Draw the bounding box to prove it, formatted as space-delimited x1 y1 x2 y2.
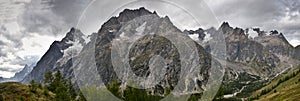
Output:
0 82 54 101
249 66 300 101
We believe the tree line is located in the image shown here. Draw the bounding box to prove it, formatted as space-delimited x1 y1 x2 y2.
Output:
29 70 86 101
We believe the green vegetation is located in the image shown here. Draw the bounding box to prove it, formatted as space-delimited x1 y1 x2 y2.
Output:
222 72 266 98
248 66 300 101
0 82 55 100
44 70 84 101
0 70 85 101
81 80 212 101
107 80 163 101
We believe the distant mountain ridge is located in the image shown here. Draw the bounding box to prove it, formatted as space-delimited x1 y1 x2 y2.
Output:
0 64 35 83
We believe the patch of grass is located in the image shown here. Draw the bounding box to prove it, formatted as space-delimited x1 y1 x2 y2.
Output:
0 82 55 101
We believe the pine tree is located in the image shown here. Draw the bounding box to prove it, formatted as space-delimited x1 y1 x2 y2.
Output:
44 71 53 84
43 70 79 101
44 71 54 91
55 83 71 101
67 80 77 99
30 80 37 93
52 71 71 101
78 91 87 101
51 70 63 93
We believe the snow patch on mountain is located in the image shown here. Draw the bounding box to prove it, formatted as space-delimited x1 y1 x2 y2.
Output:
203 32 212 42
82 35 91 43
188 34 199 41
57 40 83 66
247 28 258 39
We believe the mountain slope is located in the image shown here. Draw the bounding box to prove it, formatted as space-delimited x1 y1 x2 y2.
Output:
11 64 35 82
22 28 86 83
248 65 300 100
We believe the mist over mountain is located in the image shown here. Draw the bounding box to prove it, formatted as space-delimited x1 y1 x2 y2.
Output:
0 64 35 83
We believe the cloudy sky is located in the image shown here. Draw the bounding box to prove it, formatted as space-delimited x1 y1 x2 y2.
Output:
0 0 299 78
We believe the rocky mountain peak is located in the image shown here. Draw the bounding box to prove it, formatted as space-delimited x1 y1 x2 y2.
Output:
218 22 235 35
220 22 231 28
184 28 206 41
277 33 290 44
219 22 232 30
24 64 28 68
99 7 158 34
118 7 157 22
22 27 86 83
61 27 84 43
296 45 300 49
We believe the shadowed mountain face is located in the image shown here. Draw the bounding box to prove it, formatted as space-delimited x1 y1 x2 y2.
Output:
294 45 300 60
21 7 299 98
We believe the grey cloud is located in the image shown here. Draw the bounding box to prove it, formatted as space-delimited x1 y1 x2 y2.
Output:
0 67 21 73
10 55 39 66
20 0 91 36
0 40 5 46
205 0 300 46
210 0 285 28
0 50 7 57
30 42 43 47
281 0 300 12
0 42 7 57
42 0 91 25
0 25 24 49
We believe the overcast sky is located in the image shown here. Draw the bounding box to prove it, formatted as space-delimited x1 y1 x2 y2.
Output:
0 0 299 78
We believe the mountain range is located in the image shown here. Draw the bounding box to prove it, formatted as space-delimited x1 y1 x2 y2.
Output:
7 7 298 100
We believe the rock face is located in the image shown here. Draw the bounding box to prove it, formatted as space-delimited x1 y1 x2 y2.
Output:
294 45 300 60
254 32 294 57
22 28 86 83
